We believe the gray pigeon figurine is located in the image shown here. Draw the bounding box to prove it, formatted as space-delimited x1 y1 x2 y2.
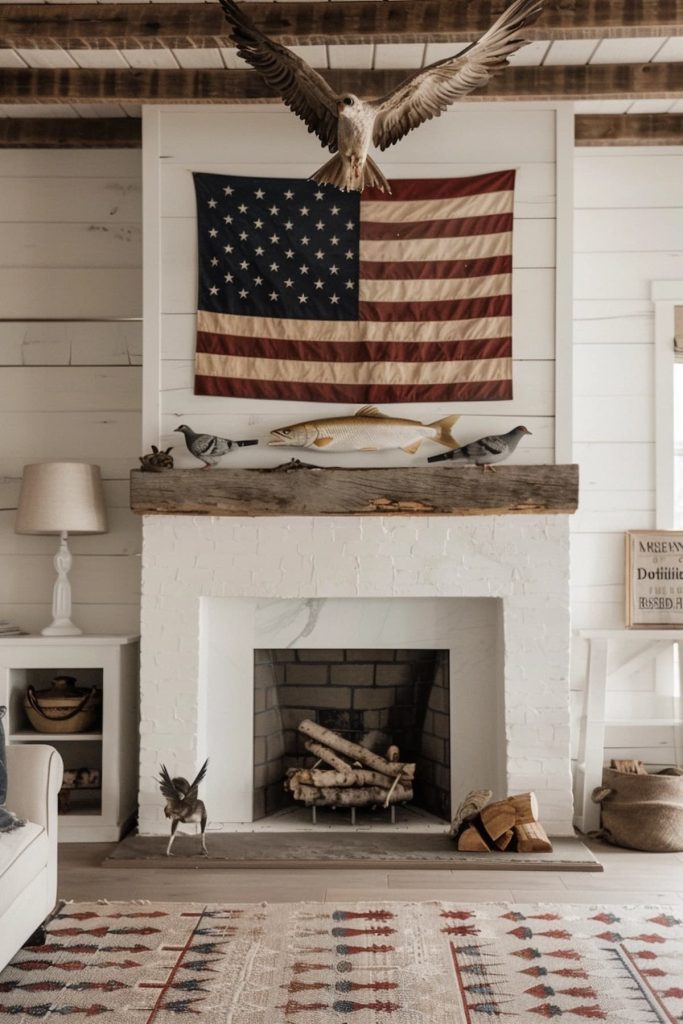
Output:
157 759 209 856
218 0 543 193
428 425 531 470
175 424 258 468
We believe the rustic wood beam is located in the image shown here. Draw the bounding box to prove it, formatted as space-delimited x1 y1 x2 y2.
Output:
0 117 142 148
3 1 683 49
4 114 679 149
2 64 682 104
575 113 683 146
130 465 579 518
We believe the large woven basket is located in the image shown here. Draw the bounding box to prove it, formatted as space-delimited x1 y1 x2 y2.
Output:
24 675 101 734
592 767 683 852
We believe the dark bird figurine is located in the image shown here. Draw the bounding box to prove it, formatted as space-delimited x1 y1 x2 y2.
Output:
157 759 209 856
175 424 258 468
218 0 543 192
428 425 531 470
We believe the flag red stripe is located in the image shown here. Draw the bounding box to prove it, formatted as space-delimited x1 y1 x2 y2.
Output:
194 375 512 403
360 213 513 241
363 170 516 203
196 330 511 365
359 294 512 323
359 255 512 281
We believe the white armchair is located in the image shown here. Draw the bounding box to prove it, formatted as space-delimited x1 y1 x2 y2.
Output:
0 744 63 973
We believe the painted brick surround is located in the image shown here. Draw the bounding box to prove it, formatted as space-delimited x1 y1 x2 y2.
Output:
139 514 574 836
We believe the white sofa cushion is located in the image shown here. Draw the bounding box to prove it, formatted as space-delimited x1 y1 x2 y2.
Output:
0 822 47 918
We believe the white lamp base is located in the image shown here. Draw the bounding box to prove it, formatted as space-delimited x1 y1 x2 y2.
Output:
42 619 82 637
42 531 83 637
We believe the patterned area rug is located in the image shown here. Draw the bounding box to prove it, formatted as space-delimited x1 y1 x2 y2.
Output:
1 901 682 1022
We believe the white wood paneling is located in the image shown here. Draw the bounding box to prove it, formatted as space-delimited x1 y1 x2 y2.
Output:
571 147 683 773
0 149 142 636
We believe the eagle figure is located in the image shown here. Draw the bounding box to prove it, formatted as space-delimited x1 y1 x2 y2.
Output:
157 759 209 856
218 0 543 193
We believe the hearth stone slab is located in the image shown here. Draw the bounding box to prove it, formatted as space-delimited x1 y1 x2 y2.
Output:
104 834 601 871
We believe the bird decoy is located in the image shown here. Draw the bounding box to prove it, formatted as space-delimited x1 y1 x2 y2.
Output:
157 759 209 856
428 425 531 470
175 424 258 468
218 0 543 193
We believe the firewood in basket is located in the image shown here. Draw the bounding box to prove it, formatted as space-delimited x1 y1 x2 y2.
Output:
610 758 647 774
386 744 400 763
298 719 415 779
514 821 553 853
291 782 413 807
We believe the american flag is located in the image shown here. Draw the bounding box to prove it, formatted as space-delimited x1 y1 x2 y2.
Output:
193 169 515 403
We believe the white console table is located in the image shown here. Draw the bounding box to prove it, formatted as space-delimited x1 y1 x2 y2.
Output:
574 628 683 833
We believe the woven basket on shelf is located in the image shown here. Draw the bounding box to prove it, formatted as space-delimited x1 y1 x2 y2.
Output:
24 675 101 735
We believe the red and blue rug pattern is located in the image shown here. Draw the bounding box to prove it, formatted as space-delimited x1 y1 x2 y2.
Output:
1 901 682 1021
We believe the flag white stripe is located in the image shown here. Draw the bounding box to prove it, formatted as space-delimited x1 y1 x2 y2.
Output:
195 351 511 386
360 273 511 303
360 231 512 263
361 190 515 224
197 310 511 343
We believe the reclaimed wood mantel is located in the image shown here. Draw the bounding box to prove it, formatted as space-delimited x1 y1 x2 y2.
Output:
130 464 579 517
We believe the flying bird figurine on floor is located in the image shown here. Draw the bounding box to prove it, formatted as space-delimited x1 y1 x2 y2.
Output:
218 0 543 192
428 425 531 470
175 424 258 468
158 759 209 857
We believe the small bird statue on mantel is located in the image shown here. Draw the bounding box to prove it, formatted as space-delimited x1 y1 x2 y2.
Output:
218 0 543 192
157 759 209 857
175 424 258 468
428 425 531 470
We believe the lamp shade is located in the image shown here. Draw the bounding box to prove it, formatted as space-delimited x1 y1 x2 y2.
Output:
15 462 107 535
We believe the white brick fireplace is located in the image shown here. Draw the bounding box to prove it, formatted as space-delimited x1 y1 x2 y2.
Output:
138 513 574 836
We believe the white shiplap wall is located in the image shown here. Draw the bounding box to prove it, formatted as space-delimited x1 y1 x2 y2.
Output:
145 103 567 466
0 149 143 635
572 146 683 768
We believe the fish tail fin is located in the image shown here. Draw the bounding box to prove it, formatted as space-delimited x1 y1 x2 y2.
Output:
429 414 460 449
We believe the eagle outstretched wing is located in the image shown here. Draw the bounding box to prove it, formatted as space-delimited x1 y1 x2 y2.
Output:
218 0 340 152
372 0 543 151
157 759 208 803
157 764 182 802
186 759 209 803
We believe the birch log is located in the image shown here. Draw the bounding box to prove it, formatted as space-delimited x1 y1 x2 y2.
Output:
292 768 393 789
303 740 352 773
291 783 413 807
298 719 415 780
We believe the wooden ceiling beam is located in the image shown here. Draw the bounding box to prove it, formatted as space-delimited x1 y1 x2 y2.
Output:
1 63 682 104
575 112 683 146
2 113 682 149
3 0 683 49
0 117 142 147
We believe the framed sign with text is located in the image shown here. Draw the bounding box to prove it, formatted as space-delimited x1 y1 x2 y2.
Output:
625 530 683 628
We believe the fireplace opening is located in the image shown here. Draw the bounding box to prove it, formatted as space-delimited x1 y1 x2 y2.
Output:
253 648 450 824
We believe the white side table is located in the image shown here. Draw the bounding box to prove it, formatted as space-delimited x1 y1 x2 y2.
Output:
574 628 683 833
0 635 139 842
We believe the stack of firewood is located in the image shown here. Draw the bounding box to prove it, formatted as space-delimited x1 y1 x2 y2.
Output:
286 718 415 809
450 790 553 853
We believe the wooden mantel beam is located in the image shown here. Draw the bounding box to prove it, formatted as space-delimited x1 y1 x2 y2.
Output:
3 1 683 49
2 63 683 105
130 465 580 518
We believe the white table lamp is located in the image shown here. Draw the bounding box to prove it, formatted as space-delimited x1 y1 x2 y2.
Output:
15 462 108 636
